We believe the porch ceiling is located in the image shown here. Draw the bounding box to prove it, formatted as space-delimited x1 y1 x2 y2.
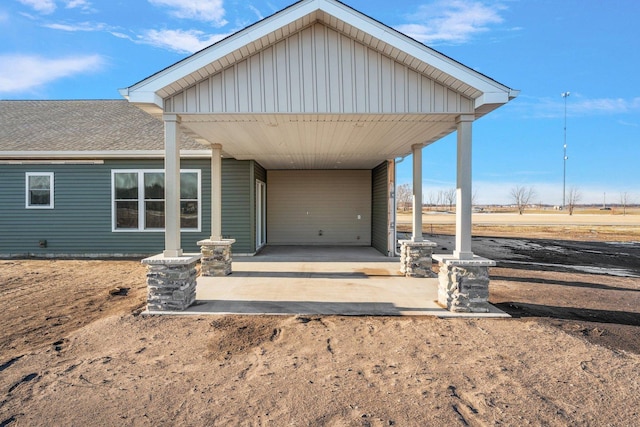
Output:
178 113 458 169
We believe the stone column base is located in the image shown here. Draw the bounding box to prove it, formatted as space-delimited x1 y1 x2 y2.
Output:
197 239 236 276
399 240 437 277
433 255 496 313
142 253 201 311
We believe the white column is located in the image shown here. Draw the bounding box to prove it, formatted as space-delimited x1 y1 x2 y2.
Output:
163 114 183 258
210 143 223 241
411 144 423 242
454 115 475 260
387 159 396 256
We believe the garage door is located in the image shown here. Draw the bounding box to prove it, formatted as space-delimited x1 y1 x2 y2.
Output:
267 170 371 245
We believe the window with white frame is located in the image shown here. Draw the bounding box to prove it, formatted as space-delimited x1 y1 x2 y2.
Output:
112 169 201 232
26 172 54 209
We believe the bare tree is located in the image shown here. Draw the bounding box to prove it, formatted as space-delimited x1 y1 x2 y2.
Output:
396 183 412 212
427 191 437 211
444 188 456 211
620 191 630 215
566 186 582 215
510 185 536 215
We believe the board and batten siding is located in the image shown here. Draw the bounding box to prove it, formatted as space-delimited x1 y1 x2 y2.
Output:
164 23 473 115
371 161 389 255
0 158 254 257
267 170 371 245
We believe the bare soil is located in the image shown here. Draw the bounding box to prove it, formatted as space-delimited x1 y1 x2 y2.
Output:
1 229 640 426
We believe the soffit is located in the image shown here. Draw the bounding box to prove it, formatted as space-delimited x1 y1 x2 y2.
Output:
178 113 458 169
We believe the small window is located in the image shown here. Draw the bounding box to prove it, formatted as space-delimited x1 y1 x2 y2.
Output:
111 169 201 232
26 172 54 209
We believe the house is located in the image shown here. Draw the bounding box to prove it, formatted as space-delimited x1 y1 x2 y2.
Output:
1 0 517 312
0 100 263 257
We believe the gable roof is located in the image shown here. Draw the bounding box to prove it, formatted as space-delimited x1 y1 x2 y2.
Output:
121 0 517 116
0 100 206 159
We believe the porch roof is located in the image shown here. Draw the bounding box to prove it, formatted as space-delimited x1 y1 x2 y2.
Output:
121 0 518 169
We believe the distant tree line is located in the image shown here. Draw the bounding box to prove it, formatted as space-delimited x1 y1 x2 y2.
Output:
396 184 458 211
397 183 636 215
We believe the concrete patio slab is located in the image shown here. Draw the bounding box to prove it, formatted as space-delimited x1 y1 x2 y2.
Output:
147 246 509 318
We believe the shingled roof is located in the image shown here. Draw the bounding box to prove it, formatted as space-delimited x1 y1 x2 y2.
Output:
0 100 203 155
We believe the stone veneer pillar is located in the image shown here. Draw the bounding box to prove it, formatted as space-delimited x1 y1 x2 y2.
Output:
399 240 437 277
142 253 201 311
433 254 495 312
197 239 236 276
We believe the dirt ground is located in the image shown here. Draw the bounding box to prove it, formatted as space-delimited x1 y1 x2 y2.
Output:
1 227 639 426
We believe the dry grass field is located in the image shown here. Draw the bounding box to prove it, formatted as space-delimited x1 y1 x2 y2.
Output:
397 208 640 241
1 217 639 426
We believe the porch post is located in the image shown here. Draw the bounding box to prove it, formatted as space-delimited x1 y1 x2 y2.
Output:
454 114 474 260
210 143 222 241
433 114 495 312
399 144 436 277
198 143 235 276
411 144 423 242
141 114 199 313
163 114 182 258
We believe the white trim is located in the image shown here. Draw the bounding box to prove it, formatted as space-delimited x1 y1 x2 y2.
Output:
123 0 322 99
255 179 266 250
0 150 211 160
123 0 516 108
2 160 104 165
25 172 54 209
111 169 202 233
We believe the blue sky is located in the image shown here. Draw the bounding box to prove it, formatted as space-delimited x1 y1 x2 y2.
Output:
1 0 638 205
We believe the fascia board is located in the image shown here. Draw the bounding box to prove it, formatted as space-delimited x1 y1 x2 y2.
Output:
126 0 323 96
474 92 509 109
119 89 165 112
323 1 513 96
0 150 212 160
125 0 516 104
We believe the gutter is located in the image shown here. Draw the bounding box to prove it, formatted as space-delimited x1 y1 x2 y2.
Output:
393 153 412 256
0 150 213 160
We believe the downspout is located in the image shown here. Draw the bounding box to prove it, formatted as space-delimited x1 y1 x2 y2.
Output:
393 154 411 256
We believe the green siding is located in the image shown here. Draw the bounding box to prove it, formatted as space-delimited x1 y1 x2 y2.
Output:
254 161 266 183
221 159 253 254
371 161 389 255
0 158 254 257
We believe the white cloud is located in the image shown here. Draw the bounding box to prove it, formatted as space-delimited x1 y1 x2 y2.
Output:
148 0 227 26
247 5 264 21
395 0 505 44
513 95 640 119
63 0 93 12
0 54 103 93
138 29 231 54
574 97 640 115
64 0 90 8
44 21 107 31
17 0 56 14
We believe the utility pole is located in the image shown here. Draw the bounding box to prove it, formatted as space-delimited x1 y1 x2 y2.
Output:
562 91 570 209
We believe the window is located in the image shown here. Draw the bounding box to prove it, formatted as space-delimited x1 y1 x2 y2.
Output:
112 169 201 232
26 172 54 209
